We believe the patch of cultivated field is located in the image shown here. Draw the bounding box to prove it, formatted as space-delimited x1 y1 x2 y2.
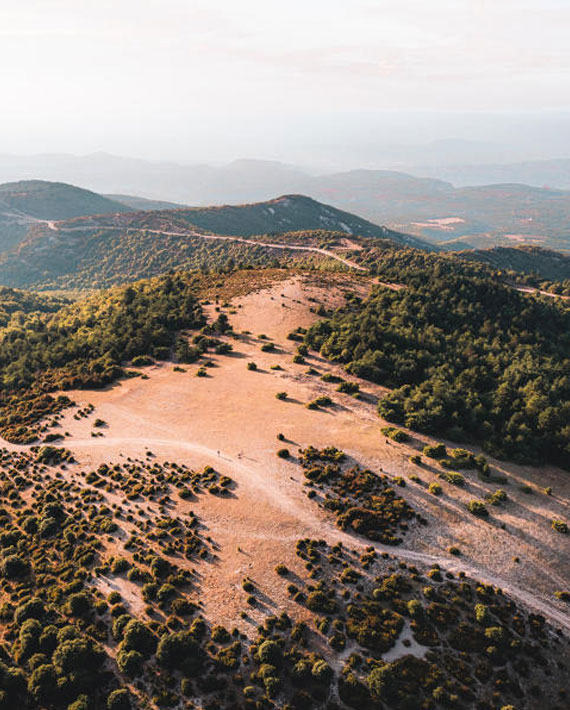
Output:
5 274 569 634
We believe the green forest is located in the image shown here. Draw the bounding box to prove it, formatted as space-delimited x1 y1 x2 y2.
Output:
305 252 570 466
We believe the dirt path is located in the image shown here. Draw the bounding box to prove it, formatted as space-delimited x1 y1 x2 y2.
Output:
513 284 570 301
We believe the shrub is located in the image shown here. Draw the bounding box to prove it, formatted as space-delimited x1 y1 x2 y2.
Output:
439 471 465 486
381 427 409 443
156 631 203 674
67 592 92 618
337 381 360 394
428 482 442 496
275 564 288 576
0 554 30 579
121 620 156 657
247 362 257 371
468 500 488 517
28 664 58 705
275 391 287 400
486 489 508 505
423 443 447 459
314 395 332 407
552 519 568 534
277 449 290 459
117 649 143 677
257 640 281 666
312 659 333 682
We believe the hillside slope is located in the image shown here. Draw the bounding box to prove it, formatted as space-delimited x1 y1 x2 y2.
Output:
143 194 432 248
0 194 432 289
460 245 570 281
0 179 131 252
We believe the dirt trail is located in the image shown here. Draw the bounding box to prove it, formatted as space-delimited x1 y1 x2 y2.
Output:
45 219 367 271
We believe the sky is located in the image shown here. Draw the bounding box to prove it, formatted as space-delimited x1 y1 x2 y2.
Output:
0 0 569 164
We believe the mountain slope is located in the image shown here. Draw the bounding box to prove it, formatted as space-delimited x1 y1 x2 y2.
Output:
146 194 432 248
105 193 187 211
0 179 131 253
460 245 570 282
0 193 433 289
0 180 129 220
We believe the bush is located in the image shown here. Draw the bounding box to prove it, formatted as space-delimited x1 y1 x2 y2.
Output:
257 640 281 666
107 689 131 710
428 482 442 496
275 391 287 400
381 426 409 443
423 443 447 459
117 649 143 677
247 362 257 371
121 620 156 657
337 381 359 394
156 631 203 674
0 554 30 579
468 500 488 518
552 519 568 534
277 448 290 459
67 592 92 618
312 659 333 682
28 663 58 705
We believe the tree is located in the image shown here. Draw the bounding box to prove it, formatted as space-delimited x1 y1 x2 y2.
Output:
156 631 203 675
121 620 156 658
28 664 58 706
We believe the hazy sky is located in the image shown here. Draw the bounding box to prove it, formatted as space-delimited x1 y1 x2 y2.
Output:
1 0 569 162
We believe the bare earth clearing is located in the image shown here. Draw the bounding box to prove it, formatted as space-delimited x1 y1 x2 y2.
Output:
3 274 569 639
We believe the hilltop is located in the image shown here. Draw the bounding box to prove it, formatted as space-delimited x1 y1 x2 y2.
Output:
0 267 567 710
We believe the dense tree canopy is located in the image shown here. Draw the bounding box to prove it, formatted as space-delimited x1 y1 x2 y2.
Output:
306 254 570 466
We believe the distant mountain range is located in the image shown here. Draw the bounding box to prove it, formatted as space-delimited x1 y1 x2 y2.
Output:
413 158 570 189
0 154 570 251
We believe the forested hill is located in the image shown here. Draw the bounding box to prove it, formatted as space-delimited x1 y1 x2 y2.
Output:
459 245 570 289
305 250 570 467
